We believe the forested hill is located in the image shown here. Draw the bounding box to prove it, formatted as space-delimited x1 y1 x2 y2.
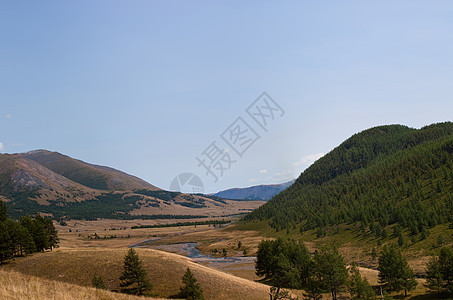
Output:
243 122 453 234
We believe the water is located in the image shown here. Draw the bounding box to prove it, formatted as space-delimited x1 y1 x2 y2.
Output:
181 242 241 263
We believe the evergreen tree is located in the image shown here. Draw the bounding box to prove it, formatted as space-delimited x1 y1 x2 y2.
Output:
92 274 106 289
312 248 348 300
119 248 152 295
16 225 35 255
20 215 49 252
397 232 405 247
0 201 7 222
0 222 12 264
425 247 453 295
348 264 376 299
43 217 59 250
371 247 378 262
425 254 443 294
378 246 417 296
179 267 204 300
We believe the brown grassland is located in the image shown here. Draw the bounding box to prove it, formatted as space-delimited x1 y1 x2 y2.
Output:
0 269 160 300
2 247 270 300
3 217 451 299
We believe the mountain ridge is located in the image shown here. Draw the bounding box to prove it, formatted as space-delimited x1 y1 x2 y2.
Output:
0 150 264 219
213 180 295 201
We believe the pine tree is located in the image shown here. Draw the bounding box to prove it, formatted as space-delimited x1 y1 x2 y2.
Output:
348 264 376 299
179 267 204 300
371 247 378 262
0 222 12 264
398 232 405 247
312 248 348 300
425 247 453 295
119 248 152 295
16 225 35 256
425 255 443 294
0 201 7 222
92 274 106 289
43 217 59 250
378 246 417 296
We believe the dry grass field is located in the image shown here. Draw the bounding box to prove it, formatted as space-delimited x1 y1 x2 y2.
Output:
3 247 271 300
0 269 159 300
3 217 440 299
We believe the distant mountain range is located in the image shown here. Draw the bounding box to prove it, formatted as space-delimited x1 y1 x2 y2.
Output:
213 180 295 201
0 150 263 219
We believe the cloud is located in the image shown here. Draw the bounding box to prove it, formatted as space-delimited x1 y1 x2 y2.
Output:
293 153 325 168
5 114 12 119
0 142 3 151
259 169 268 174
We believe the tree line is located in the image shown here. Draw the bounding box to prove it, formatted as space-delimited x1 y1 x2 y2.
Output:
0 201 59 264
131 220 229 229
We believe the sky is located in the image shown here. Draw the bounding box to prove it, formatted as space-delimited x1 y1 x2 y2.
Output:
1 1 453 193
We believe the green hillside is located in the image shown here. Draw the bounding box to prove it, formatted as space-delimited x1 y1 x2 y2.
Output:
244 122 453 236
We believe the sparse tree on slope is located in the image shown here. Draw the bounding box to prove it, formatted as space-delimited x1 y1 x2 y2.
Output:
179 267 204 300
92 274 106 289
120 248 152 295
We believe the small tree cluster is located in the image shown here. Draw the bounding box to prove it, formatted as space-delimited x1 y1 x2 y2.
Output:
425 247 453 295
256 238 363 300
0 201 59 264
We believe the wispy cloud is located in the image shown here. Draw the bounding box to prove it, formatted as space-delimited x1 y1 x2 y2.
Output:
259 169 268 174
0 142 4 151
5 114 12 119
293 153 325 168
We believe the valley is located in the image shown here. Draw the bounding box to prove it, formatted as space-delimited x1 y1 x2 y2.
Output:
1 122 452 299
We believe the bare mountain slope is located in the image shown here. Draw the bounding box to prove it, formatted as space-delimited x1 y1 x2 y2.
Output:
0 150 263 219
22 150 159 191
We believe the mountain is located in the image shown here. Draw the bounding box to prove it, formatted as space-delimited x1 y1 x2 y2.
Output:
213 180 295 201
243 122 453 234
21 150 159 191
0 150 263 219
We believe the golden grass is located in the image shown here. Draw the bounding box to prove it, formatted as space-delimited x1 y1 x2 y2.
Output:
0 269 156 300
3 248 271 300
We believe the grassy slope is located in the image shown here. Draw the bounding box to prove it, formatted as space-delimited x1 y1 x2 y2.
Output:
0 269 158 300
3 248 270 300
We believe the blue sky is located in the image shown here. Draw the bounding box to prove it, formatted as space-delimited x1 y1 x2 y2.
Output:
1 1 452 193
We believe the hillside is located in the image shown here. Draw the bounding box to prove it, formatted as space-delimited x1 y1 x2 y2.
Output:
0 269 154 300
0 150 263 220
22 150 159 191
244 122 453 235
3 248 271 300
213 180 295 201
